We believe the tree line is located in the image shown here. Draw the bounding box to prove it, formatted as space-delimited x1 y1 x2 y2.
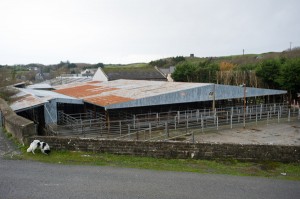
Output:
171 57 300 100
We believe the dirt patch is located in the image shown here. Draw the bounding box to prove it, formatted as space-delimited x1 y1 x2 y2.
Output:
195 121 300 146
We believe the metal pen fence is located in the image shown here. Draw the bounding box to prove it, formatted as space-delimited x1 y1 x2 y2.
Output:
46 103 300 142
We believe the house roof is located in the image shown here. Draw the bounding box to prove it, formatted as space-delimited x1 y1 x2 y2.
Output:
102 67 167 81
53 80 287 110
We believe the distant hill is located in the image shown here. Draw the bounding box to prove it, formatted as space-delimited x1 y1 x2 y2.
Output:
148 49 300 68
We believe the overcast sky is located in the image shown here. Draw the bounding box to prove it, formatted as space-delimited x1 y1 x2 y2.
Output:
1 0 299 65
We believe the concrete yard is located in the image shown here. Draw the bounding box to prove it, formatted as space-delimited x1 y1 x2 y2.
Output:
194 120 300 146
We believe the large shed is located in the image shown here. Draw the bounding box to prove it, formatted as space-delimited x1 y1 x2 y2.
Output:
54 79 287 113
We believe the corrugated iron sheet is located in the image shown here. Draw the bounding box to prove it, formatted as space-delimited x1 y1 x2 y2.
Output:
52 79 287 109
10 94 47 112
10 88 83 112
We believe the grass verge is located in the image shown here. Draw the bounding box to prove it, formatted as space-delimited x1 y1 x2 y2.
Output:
2 129 299 181
14 147 300 181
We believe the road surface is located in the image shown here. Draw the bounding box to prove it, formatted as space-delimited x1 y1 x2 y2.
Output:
1 129 300 199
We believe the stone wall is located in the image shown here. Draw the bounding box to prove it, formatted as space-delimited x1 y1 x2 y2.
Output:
32 136 300 163
0 98 36 144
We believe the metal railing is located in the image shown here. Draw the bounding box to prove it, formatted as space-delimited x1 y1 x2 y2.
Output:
47 103 300 141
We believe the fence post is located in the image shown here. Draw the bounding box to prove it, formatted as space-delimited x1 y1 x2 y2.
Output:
214 109 216 124
216 116 219 130
119 121 122 136
260 104 262 119
128 125 131 139
201 114 204 133
80 120 84 137
196 109 199 123
288 109 291 122
177 111 180 124
226 111 229 123
187 116 189 128
149 123 152 139
293 106 296 117
165 122 169 140
277 110 280 123
174 116 177 130
192 131 195 143
279 106 282 118
230 114 233 129
133 115 136 129
255 111 258 125
267 111 269 125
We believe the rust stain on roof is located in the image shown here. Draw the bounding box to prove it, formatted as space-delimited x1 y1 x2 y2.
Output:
88 81 101 84
55 85 117 98
85 95 133 106
54 83 132 106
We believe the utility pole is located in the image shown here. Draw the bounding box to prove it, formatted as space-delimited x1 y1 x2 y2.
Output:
212 83 216 113
243 84 246 128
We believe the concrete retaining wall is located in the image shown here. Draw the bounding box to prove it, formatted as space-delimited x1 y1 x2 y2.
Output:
0 98 36 144
32 136 300 163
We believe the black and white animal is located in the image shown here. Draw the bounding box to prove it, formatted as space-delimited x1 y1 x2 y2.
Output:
27 140 51 155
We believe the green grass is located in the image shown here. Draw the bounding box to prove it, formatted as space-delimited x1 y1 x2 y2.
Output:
15 147 300 181
2 128 300 181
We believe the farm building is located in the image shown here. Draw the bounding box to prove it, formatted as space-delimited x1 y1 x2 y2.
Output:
93 67 167 81
9 79 288 137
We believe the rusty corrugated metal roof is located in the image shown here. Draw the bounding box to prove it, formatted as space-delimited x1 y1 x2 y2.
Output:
10 88 83 112
53 79 287 109
10 94 47 111
53 80 211 108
